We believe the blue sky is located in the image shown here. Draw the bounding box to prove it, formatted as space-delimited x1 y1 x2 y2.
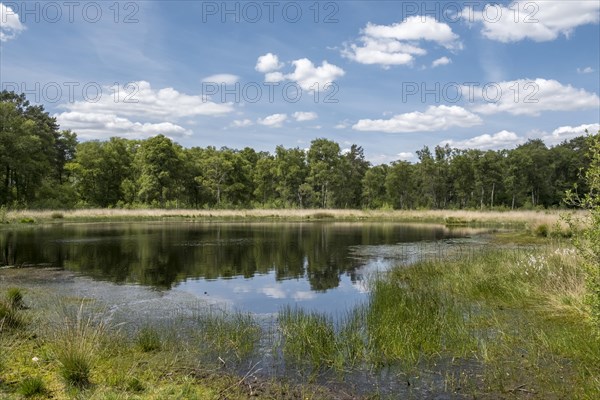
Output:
1 0 599 163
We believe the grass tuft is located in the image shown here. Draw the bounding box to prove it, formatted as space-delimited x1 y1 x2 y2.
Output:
18 376 47 397
0 300 25 330
51 302 108 387
126 376 145 393
278 306 337 368
195 308 261 361
136 325 161 352
58 350 91 387
6 287 25 310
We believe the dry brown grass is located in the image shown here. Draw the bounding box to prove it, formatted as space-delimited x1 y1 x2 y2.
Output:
5 208 588 226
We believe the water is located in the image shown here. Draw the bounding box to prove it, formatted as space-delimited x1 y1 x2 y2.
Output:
0 221 488 314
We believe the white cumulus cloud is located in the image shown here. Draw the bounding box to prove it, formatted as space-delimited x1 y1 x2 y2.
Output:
285 58 345 91
265 71 285 83
257 113 287 128
464 1 600 42
0 3 25 42
257 54 344 90
440 130 523 150
540 123 600 145
63 81 233 119
432 56 451 67
292 111 318 122
467 78 600 116
353 105 482 133
255 53 283 73
397 152 415 161
55 112 190 140
342 16 461 67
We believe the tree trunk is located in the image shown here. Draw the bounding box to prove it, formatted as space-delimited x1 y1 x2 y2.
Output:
480 187 484 210
490 182 495 208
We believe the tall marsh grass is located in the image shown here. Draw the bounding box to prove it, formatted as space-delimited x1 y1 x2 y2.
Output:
6 208 583 227
49 302 110 387
366 278 473 365
136 325 162 352
194 308 261 361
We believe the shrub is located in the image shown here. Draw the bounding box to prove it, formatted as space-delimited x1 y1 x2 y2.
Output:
534 223 549 237
565 131 600 332
51 212 64 219
0 206 7 224
19 217 35 224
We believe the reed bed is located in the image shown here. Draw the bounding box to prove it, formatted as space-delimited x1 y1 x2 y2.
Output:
5 207 584 227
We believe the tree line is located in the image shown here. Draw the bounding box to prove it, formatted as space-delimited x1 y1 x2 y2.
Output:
1 91 594 210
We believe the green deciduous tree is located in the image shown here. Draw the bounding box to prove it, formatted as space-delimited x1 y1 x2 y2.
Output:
307 138 342 208
136 135 182 207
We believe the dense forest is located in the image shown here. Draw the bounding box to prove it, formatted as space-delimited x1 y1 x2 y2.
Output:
1 91 595 210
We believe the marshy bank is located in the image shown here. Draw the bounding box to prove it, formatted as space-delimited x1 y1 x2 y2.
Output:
2 235 598 399
1 208 583 231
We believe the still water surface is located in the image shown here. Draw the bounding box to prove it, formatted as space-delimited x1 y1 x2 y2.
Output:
0 222 487 314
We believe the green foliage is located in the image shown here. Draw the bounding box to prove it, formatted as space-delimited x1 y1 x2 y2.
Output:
18 376 47 397
136 325 161 352
534 223 549 237
566 132 600 331
19 217 35 224
0 90 593 210
0 91 77 207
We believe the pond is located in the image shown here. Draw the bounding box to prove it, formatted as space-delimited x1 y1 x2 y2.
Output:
0 222 489 314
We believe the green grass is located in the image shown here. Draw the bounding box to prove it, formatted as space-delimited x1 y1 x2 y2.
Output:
50 303 108 387
18 376 47 397
194 308 261 361
278 306 337 368
0 300 25 331
6 287 25 310
366 275 473 366
274 243 598 396
1 240 598 398
136 326 162 352
366 245 596 396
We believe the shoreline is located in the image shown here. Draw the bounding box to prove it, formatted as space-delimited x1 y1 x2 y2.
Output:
3 208 583 227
